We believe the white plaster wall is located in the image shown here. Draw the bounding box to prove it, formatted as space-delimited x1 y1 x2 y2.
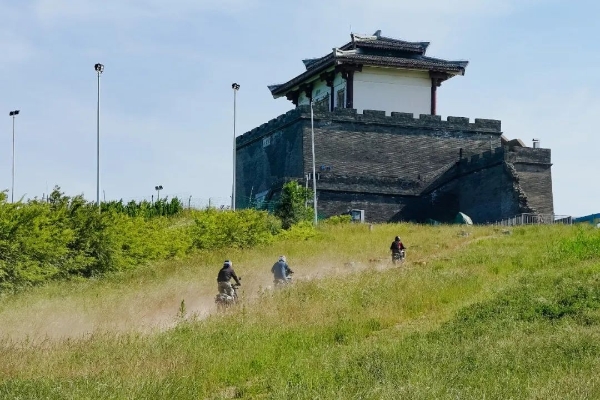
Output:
312 79 330 103
297 75 330 106
298 91 309 106
293 68 346 109
353 67 431 116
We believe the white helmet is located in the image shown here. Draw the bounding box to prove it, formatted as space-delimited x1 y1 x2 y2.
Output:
279 255 286 262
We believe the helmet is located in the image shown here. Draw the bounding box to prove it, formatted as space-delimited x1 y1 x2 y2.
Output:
279 255 286 263
223 260 232 267
395 236 400 241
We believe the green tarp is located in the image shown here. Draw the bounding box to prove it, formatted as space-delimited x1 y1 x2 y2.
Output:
455 212 473 225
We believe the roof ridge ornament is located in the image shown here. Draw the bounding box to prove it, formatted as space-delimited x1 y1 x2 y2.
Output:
351 33 378 42
333 48 358 57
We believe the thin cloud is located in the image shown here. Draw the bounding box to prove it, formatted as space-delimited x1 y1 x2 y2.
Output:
0 0 595 218
32 0 255 24
0 32 35 66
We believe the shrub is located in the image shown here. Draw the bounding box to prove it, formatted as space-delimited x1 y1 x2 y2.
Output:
0 188 189 283
274 181 314 229
277 220 319 241
101 197 184 218
0 187 284 292
323 215 352 225
189 208 281 250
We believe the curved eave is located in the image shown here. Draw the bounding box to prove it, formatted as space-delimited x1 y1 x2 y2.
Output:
302 58 321 69
336 55 468 76
269 56 335 98
269 56 469 98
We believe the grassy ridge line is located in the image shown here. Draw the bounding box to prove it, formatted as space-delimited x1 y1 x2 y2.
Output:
3 224 600 398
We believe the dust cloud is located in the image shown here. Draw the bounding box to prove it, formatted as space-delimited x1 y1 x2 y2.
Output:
0 256 392 344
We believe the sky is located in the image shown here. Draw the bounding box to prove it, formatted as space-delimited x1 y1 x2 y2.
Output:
0 0 598 216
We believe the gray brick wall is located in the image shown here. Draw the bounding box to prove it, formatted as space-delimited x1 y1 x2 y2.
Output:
236 112 304 207
508 147 554 214
236 107 554 223
302 108 502 183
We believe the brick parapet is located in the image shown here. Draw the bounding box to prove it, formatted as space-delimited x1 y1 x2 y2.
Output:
507 147 552 165
236 107 502 148
237 107 304 148
457 147 506 174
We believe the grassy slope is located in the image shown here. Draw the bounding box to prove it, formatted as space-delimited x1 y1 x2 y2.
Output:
1 223 600 399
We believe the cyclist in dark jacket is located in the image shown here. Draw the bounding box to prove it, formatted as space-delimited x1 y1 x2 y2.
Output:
217 260 241 296
390 236 406 264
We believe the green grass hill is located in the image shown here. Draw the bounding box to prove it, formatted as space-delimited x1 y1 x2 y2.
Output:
1 222 600 399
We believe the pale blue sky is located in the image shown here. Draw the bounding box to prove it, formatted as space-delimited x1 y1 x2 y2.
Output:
1 0 598 216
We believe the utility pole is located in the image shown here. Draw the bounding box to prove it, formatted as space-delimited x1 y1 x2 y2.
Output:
94 63 104 213
9 110 20 203
310 100 318 225
231 83 240 210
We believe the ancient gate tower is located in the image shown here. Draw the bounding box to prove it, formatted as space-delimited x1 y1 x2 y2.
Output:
235 30 554 223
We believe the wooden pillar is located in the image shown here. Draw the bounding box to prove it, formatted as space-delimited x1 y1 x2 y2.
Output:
330 82 335 110
320 71 336 111
345 70 354 109
430 78 437 115
429 71 448 115
339 64 361 109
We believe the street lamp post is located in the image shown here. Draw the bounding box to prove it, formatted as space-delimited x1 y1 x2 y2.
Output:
94 63 104 213
310 100 318 225
231 83 240 211
155 185 163 200
9 110 20 203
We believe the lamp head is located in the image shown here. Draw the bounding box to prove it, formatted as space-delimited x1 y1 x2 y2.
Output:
232 83 240 90
94 63 104 73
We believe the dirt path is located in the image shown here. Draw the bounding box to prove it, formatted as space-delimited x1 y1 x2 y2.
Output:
0 233 499 344
0 259 386 344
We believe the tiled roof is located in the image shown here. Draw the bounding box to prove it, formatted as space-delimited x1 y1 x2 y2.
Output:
300 35 429 72
336 53 468 73
302 58 322 69
269 54 467 97
269 31 468 98
339 35 429 55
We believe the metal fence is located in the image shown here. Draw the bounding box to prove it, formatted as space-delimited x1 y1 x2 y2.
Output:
494 213 572 226
119 196 232 210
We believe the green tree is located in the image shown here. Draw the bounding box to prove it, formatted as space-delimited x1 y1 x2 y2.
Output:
274 181 313 229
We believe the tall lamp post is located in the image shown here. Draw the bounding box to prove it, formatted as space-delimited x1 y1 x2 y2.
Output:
231 83 240 210
310 100 318 225
9 110 20 203
155 185 163 200
94 63 104 213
